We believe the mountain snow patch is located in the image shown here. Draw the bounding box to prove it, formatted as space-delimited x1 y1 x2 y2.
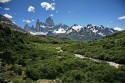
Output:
98 32 105 36
30 32 48 35
40 25 46 28
53 27 66 34
92 29 98 33
72 25 82 31
66 29 73 34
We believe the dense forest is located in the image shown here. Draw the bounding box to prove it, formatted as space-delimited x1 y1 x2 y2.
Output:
0 24 125 83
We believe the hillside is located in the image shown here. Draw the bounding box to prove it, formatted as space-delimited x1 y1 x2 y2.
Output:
0 20 125 83
0 15 26 33
63 30 125 64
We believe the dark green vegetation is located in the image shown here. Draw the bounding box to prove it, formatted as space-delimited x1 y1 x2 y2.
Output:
63 30 125 64
0 24 125 83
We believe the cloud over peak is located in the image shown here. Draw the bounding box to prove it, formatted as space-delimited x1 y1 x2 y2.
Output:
28 6 35 12
118 15 125 20
0 0 10 3
41 2 55 10
3 14 13 19
114 27 124 31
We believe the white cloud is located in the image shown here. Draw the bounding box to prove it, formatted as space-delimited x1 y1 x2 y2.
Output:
50 14 53 17
4 8 10 10
28 6 35 12
32 19 34 21
118 15 125 20
56 11 59 13
0 0 10 3
3 14 13 19
23 20 31 23
41 2 55 10
114 27 124 31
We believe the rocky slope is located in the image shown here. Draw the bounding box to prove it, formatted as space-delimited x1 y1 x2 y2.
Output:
0 15 26 33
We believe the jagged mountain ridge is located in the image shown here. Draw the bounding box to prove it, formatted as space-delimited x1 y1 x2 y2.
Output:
47 24 118 41
24 17 118 41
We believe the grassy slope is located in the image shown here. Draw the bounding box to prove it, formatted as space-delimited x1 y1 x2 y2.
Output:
63 30 125 64
0 25 125 83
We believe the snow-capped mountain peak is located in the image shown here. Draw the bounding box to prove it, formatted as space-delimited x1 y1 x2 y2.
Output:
53 27 66 34
71 24 83 32
24 17 120 41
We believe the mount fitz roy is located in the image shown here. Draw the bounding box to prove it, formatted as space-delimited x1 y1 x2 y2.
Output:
24 17 118 41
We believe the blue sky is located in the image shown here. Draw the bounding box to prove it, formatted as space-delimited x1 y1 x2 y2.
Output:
0 0 125 29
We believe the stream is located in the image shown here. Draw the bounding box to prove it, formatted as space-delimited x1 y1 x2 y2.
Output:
56 47 121 68
74 54 120 68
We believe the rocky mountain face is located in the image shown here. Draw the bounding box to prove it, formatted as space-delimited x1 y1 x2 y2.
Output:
0 15 26 33
36 19 41 32
24 17 69 33
47 24 118 41
24 24 35 32
24 17 118 41
45 16 54 27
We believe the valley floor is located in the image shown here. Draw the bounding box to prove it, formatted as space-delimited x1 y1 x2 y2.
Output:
1 27 125 83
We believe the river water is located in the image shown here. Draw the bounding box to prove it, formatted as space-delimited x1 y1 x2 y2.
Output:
74 54 120 68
